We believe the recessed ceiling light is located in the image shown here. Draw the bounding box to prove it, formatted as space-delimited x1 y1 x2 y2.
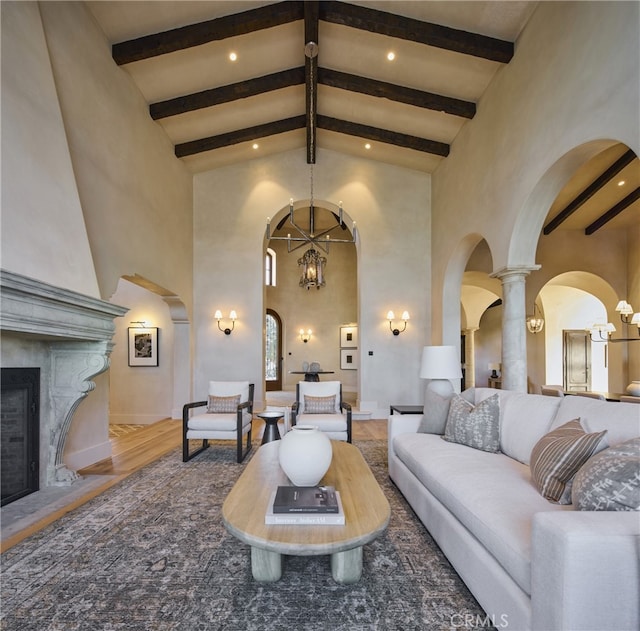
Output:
229 52 238 62
252 143 259 150
618 180 626 186
387 52 395 61
364 143 371 150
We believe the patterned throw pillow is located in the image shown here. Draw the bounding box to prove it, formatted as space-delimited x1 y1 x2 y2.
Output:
572 437 640 511
304 395 336 414
207 394 241 414
442 393 500 453
530 419 607 504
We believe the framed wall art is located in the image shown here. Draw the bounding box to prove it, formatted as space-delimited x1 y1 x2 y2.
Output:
128 327 159 367
339 325 358 348
340 348 358 370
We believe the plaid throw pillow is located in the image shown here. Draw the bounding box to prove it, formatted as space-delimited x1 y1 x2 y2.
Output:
207 394 241 414
304 395 336 414
530 419 607 504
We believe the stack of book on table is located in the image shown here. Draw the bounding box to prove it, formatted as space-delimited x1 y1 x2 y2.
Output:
265 485 345 525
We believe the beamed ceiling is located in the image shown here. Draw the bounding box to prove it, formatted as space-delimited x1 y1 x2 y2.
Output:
88 0 639 234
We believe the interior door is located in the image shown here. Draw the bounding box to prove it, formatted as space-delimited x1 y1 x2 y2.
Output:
265 309 282 391
563 330 591 391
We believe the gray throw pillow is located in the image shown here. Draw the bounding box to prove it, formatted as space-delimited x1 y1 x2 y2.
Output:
417 388 475 434
572 437 640 511
418 390 452 434
442 393 500 453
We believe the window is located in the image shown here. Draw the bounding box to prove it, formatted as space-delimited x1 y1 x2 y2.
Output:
265 248 276 286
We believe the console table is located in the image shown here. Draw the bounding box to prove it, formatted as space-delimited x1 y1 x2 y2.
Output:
290 371 335 382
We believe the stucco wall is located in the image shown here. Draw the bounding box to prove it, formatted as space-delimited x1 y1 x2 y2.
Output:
38 1 194 308
108 279 175 425
1 2 99 297
194 148 430 415
433 1 640 347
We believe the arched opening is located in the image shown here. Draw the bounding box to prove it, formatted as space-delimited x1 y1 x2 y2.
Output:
264 200 357 400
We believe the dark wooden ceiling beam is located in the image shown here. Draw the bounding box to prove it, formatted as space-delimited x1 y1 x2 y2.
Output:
174 115 449 158
319 1 513 63
585 187 640 235
544 149 637 234
318 67 475 119
174 115 306 158
317 115 449 157
112 1 304 65
305 1 320 164
150 67 305 120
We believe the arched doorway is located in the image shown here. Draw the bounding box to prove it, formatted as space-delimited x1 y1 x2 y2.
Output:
265 309 282 391
264 200 358 396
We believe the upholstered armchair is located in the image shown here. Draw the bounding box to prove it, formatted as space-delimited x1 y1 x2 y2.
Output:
182 381 254 463
290 380 352 442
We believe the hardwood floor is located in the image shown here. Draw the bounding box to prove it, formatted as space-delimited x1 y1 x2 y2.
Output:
1 417 386 552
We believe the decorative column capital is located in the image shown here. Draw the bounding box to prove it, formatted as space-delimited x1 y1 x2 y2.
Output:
490 265 541 283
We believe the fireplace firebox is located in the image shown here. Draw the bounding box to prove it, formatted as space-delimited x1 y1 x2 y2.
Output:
1 367 40 506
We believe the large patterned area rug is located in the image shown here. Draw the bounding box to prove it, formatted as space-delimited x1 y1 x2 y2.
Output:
1 440 489 631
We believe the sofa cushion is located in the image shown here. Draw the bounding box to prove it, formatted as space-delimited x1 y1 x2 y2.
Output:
304 394 336 414
207 394 241 413
572 437 640 511
550 395 640 447
443 393 500 453
530 419 608 504
472 389 563 464
393 432 570 595
187 412 251 432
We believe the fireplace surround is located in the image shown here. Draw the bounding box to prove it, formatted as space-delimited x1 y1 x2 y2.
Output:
0 270 127 488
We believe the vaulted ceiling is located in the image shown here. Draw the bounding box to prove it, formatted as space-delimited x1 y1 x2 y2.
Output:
88 1 638 234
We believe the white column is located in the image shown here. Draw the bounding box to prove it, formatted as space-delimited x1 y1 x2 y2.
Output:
492 266 540 392
464 328 478 388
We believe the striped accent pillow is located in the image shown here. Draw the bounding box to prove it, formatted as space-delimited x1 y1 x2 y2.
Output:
207 394 241 414
530 419 607 504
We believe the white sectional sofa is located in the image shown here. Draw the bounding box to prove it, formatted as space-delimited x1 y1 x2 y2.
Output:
388 388 640 631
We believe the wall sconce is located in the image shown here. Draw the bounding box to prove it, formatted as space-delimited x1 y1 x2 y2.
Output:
130 320 148 328
387 310 410 335
214 310 237 335
299 328 312 343
615 300 636 324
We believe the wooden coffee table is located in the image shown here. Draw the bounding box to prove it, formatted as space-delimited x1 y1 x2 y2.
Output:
222 440 390 584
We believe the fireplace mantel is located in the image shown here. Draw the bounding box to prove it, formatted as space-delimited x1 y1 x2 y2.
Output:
1 270 128 485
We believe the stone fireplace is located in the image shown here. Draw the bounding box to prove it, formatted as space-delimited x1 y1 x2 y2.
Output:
0 270 127 489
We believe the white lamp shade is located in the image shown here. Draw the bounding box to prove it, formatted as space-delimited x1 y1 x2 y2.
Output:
419 346 462 380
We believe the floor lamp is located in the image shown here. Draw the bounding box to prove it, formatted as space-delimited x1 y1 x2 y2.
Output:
419 345 463 399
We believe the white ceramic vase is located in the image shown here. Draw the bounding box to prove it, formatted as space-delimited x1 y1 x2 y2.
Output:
278 425 333 486
626 381 640 397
